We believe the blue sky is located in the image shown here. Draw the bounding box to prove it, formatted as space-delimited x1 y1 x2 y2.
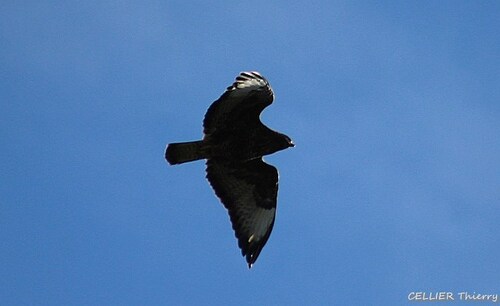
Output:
1 1 499 305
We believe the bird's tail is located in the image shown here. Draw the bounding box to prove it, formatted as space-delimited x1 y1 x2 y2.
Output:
165 140 206 165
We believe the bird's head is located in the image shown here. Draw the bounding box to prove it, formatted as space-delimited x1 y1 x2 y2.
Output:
258 131 294 156
283 134 295 148
274 133 294 152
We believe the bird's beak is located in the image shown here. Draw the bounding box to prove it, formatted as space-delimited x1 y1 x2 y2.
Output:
289 141 295 147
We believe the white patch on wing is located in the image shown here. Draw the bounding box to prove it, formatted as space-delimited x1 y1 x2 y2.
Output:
228 71 271 97
248 207 275 242
235 77 266 90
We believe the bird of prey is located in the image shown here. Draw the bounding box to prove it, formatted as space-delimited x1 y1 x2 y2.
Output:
165 71 294 268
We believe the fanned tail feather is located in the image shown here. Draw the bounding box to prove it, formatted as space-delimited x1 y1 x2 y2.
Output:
165 140 205 165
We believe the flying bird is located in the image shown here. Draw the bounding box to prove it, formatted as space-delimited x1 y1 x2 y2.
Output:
165 71 294 268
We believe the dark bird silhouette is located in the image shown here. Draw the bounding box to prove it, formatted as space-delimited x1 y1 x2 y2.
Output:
165 71 293 268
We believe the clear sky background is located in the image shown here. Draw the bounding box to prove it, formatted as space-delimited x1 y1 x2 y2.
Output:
1 1 499 305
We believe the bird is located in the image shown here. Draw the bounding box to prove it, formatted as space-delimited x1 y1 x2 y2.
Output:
165 71 294 268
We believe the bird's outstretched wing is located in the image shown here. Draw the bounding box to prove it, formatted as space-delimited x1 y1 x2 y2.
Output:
205 158 278 268
203 71 274 135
